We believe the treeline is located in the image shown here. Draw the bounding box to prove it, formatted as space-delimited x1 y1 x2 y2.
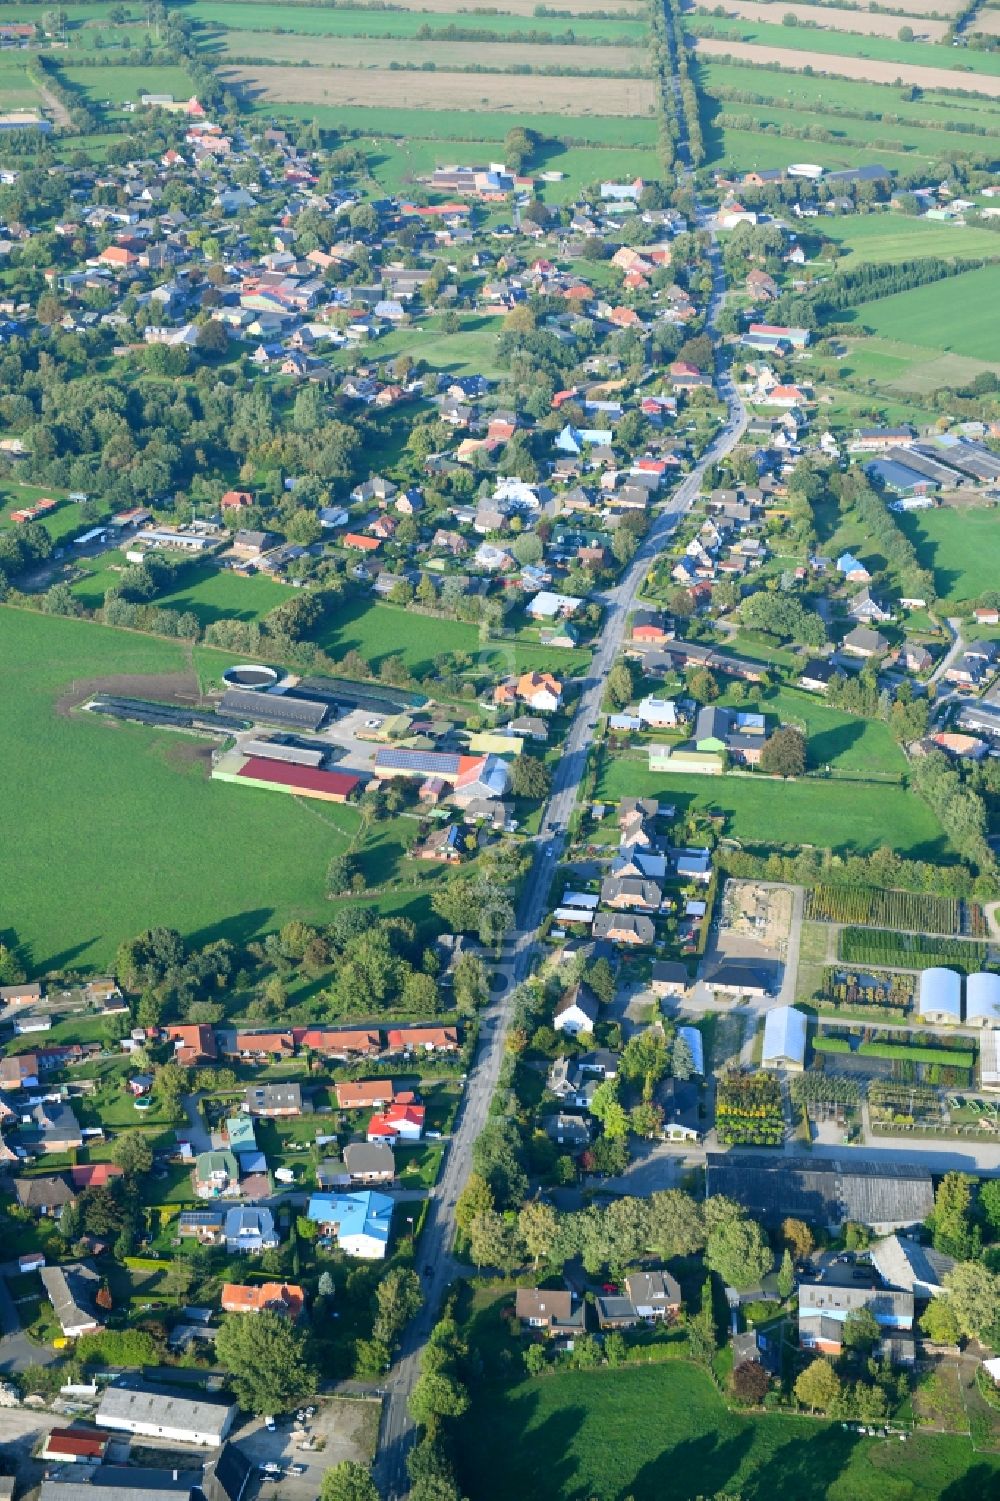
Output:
825 671 929 745
910 750 997 886
831 468 935 603
26 54 96 133
223 20 645 44
716 843 980 898
818 256 994 316
228 54 651 77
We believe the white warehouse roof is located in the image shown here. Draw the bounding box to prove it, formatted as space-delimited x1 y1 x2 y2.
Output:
918 967 962 1021
677 1025 704 1076
966 971 1000 1027
761 1005 807 1067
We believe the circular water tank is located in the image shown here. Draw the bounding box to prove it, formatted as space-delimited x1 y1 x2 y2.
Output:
222 664 279 690
787 163 824 179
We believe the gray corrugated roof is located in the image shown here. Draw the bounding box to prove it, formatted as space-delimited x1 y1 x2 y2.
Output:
219 688 326 730
97 1384 233 1438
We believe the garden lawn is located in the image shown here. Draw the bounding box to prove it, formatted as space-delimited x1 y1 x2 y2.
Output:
897 505 1000 605
851 265 1000 361
153 564 294 626
596 761 950 857
0 609 363 974
455 1358 999 1501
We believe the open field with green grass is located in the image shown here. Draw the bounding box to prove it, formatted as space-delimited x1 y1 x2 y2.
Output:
595 759 950 857
153 564 294 627
320 598 591 678
699 57 1000 122
242 99 660 145
0 609 364 974
363 135 662 200
455 1353 999 1501
57 63 199 112
0 56 43 109
0 487 107 543
898 505 1000 605
189 1 650 43
693 36 1000 96
742 685 909 778
818 215 1000 268
849 265 1000 361
212 31 645 73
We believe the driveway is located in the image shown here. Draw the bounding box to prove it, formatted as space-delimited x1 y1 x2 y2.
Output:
180 1093 212 1155
0 1274 57 1374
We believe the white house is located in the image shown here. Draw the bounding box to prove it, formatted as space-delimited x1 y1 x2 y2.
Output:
553 982 599 1036
305 1190 393 1259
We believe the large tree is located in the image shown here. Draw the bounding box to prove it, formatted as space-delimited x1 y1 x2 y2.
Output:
215 1311 319 1414
111 1130 153 1178
944 1260 1000 1341
705 1212 773 1290
760 727 806 779
794 1358 842 1413
319 1463 379 1501
932 1172 978 1260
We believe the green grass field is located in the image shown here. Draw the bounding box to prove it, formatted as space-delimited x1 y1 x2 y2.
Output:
0 609 363 974
898 505 1000 605
0 55 42 109
455 1357 999 1501
364 134 662 201
596 760 950 858
747 686 909 778
189 1 649 43
57 63 198 110
851 265 1000 361
820 215 1000 268
153 564 294 626
320 599 590 679
245 99 660 147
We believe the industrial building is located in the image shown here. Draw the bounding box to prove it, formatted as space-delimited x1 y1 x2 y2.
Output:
95 1384 235 1447
706 1154 934 1233
218 688 328 731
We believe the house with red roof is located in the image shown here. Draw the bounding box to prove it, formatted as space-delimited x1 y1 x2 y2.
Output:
366 1102 425 1142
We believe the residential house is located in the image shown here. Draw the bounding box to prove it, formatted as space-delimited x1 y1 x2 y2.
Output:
15 1174 74 1217
600 875 662 912
386 1025 460 1053
335 1080 396 1110
651 960 690 998
543 1113 591 1148
515 1288 586 1336
39 1262 103 1338
178 1209 225 1245
842 626 889 659
221 1282 305 1319
224 1205 279 1254
344 1141 395 1184
366 1102 425 1143
244 1083 303 1117
306 1190 393 1258
195 1150 239 1200
553 982 600 1035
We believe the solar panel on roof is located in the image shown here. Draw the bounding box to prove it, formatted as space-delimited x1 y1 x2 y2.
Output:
374 748 461 774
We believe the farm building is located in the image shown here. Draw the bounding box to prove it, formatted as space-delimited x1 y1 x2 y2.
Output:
218 688 328 731
761 1006 807 1072
706 1154 934 1233
96 1384 235 1447
917 967 962 1025
966 972 1000 1028
870 1234 954 1300
213 754 361 804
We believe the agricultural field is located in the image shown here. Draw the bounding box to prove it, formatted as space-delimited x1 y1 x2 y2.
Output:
692 37 1000 97
698 2 950 41
240 99 660 146
804 886 966 936
595 761 952 858
849 265 1000 363
685 17 1000 77
189 2 650 44
453 1350 1000 1501
0 55 43 110
838 927 986 972
817 215 1000 269
220 63 659 117
212 32 645 72
897 504 1000 606
0 608 368 974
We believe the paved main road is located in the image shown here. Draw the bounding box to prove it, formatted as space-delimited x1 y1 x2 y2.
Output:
373 215 747 1501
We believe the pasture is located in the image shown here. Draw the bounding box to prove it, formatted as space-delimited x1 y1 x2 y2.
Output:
595 760 951 858
151 565 295 627
852 264 1000 362
454 1349 998 1501
240 100 660 146
187 1 650 43
220 63 660 116
57 63 199 110
897 505 1000 606
212 32 647 74
704 2 949 41
693 38 1000 97
0 609 362 974
0 56 42 109
685 16 1000 76
699 56 1000 124
819 215 1000 268
364 135 662 200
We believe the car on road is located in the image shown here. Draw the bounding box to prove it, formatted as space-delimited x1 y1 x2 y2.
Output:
287 1465 307 1476
264 1416 276 1431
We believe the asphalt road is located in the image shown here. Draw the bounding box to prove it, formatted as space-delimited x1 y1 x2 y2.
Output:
372 193 747 1499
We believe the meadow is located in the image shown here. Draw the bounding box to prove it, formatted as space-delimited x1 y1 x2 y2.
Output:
188 1 650 43
363 135 662 201
454 1356 999 1501
241 99 660 146
0 609 360 974
58 63 199 110
684 15 1000 76
742 685 909 779
851 264 1000 362
212 32 646 73
897 505 1000 606
0 56 42 110
595 760 951 858
319 598 591 679
818 215 1000 268
693 37 1000 97
152 564 294 627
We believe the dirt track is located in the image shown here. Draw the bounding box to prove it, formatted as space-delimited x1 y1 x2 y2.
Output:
221 62 659 113
54 670 202 718
703 1 948 39
693 35 1000 96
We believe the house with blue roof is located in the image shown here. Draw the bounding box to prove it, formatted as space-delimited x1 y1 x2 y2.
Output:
224 1205 278 1254
836 552 870 582
306 1191 393 1259
555 423 614 455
